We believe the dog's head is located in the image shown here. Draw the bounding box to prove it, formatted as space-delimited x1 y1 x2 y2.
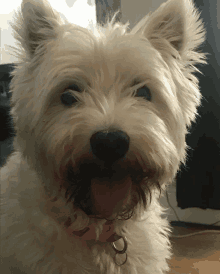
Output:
10 0 206 221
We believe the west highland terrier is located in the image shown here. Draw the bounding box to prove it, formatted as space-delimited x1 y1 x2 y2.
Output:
0 0 206 273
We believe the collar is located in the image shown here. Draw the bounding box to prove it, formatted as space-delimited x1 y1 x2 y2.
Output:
65 220 122 242
65 219 128 266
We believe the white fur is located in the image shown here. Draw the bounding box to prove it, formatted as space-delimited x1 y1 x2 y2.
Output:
1 0 206 273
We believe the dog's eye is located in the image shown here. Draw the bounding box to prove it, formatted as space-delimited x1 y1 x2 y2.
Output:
61 84 81 106
61 91 78 106
135 86 151 101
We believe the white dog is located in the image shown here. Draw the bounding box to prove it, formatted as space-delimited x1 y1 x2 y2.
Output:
0 0 206 273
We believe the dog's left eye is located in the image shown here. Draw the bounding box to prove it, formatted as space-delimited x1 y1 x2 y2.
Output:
135 86 151 101
61 84 81 106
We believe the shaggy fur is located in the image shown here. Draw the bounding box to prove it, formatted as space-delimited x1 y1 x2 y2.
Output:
1 0 206 273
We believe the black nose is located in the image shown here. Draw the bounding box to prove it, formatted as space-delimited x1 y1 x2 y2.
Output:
90 130 130 164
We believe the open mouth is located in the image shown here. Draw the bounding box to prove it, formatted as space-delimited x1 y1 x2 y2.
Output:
59 158 153 220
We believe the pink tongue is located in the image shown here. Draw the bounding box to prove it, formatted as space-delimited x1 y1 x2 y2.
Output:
90 176 132 218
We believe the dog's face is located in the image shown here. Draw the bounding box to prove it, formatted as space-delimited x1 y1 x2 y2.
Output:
10 0 206 221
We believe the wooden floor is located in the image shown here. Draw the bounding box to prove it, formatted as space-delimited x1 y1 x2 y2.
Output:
169 225 220 274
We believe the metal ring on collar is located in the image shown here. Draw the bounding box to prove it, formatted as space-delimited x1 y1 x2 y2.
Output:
114 252 128 266
111 236 128 254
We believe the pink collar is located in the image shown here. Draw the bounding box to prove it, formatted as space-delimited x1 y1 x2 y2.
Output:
65 220 122 242
65 219 128 266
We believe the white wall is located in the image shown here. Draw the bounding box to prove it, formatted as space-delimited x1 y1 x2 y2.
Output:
0 0 96 64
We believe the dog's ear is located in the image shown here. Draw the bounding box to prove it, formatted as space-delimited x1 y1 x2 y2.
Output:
10 0 63 58
130 0 206 64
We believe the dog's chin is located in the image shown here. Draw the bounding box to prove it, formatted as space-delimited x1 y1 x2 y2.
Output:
58 158 153 220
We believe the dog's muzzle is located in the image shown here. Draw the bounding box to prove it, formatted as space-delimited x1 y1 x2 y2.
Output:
61 129 149 220
88 130 131 218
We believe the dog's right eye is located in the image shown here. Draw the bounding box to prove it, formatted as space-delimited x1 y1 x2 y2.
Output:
61 84 81 106
61 91 78 106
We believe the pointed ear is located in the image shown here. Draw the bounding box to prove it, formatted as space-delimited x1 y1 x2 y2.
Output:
11 0 63 58
130 0 206 61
